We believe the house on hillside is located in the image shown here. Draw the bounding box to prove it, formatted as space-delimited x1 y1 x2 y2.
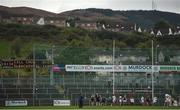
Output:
37 17 45 25
10 17 34 24
106 49 170 65
136 24 180 36
91 54 149 65
150 28 176 37
96 21 134 32
91 54 113 64
137 27 142 33
90 49 150 65
36 17 65 27
2 16 66 27
75 21 97 30
44 17 66 27
174 26 180 35
157 50 180 64
1 17 12 24
171 56 180 64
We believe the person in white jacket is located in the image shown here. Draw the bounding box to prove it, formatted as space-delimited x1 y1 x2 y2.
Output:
141 96 145 105
119 95 122 105
112 94 116 106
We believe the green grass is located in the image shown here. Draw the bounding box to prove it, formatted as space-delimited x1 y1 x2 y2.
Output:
0 40 11 57
0 106 179 110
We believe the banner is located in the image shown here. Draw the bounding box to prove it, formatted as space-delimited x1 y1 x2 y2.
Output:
53 100 70 106
159 66 180 72
128 65 153 72
65 65 157 72
5 100 28 106
65 65 123 72
65 65 180 73
53 66 61 72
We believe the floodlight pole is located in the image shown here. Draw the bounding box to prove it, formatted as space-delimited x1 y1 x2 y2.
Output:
50 45 55 85
113 39 115 94
33 44 36 106
155 45 159 64
151 40 154 104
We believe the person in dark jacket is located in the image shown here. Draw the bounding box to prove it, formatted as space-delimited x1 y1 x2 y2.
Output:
78 94 84 108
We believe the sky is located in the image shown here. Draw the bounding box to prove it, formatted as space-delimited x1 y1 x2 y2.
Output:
0 0 180 14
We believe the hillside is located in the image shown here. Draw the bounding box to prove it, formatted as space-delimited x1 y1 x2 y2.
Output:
59 8 180 28
1 6 180 28
59 8 127 23
0 5 58 17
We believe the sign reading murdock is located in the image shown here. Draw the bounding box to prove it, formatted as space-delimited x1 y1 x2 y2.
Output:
128 65 152 72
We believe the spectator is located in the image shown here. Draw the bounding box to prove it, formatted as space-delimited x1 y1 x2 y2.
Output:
173 99 178 106
112 94 116 106
123 95 127 105
78 93 84 108
97 94 101 106
153 96 158 105
119 95 122 105
141 96 145 105
90 94 95 106
130 97 135 105
146 96 151 106
107 96 112 105
95 93 100 106
164 94 171 107
101 96 106 106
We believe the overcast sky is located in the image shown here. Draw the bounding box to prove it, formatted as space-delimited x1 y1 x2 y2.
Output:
0 0 180 14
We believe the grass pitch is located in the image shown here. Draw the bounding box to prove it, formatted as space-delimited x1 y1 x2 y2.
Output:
0 106 179 110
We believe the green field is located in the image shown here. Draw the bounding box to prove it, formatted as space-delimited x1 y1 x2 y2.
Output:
0 106 180 110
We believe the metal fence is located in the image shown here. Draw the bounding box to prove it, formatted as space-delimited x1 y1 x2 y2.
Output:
0 73 180 106
0 47 180 106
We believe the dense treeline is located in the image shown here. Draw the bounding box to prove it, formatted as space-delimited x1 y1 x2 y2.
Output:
0 23 180 49
0 23 152 47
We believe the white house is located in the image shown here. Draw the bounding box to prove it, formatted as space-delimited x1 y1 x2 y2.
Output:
37 17 45 25
156 30 162 36
168 28 173 35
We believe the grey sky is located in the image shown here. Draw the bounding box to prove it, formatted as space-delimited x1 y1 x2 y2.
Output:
0 0 179 14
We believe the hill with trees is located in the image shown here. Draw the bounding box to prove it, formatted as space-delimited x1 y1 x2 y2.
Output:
0 6 180 76
0 23 179 58
1 6 180 28
59 8 180 28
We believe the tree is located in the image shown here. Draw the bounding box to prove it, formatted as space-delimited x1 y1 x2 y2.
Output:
83 36 93 47
154 20 172 29
136 42 150 48
66 18 76 27
116 41 127 48
11 37 22 57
